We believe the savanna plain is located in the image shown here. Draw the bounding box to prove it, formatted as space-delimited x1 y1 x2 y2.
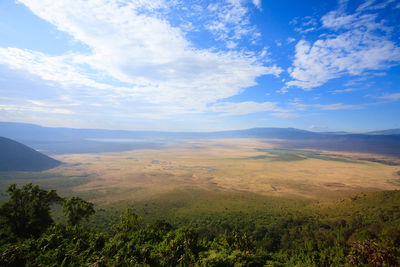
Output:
2 138 400 266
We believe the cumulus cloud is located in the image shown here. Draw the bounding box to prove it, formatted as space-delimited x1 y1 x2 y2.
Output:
0 0 282 116
286 1 400 90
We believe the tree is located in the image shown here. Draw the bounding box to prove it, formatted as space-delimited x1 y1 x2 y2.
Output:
62 197 95 226
112 208 142 233
159 227 200 265
347 240 397 266
0 183 63 238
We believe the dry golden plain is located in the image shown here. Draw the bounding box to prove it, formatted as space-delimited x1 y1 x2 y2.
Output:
49 138 400 204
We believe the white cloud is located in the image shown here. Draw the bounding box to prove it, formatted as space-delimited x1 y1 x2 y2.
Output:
356 0 396 11
373 93 400 101
209 101 288 116
0 103 75 115
271 112 298 118
293 16 317 34
330 88 356 94
205 0 260 44
0 47 114 91
0 0 283 116
290 101 379 111
290 91 400 111
252 0 262 10
286 2 400 90
287 37 296 44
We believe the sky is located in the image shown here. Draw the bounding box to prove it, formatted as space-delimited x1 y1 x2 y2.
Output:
0 0 399 132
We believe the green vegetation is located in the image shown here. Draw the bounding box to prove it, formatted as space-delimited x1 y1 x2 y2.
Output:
0 171 91 203
1 184 399 266
63 197 95 226
0 183 63 238
254 149 357 163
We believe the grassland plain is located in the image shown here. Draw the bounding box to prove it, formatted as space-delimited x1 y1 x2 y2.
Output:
1 138 400 265
49 139 400 202
1 138 400 224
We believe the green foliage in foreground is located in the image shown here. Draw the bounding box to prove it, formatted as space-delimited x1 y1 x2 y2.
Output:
1 184 400 266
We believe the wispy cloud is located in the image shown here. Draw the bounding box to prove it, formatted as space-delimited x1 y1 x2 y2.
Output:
205 0 261 46
0 0 283 117
292 15 318 34
271 112 298 118
286 1 400 90
0 103 75 115
291 101 375 111
330 88 357 94
0 47 115 91
372 93 400 101
356 0 396 11
252 0 262 10
209 101 289 116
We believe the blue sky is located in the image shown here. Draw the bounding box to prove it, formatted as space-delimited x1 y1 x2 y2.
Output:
0 0 399 132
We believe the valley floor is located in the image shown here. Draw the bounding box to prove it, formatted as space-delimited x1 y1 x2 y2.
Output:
1 138 400 265
49 138 400 203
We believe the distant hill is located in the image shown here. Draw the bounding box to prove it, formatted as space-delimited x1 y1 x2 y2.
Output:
0 122 330 141
0 136 61 171
1 122 400 156
368 129 400 135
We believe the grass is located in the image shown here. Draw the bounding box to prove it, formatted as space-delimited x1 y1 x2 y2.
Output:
87 187 400 237
2 138 399 205
0 171 90 203
255 148 359 163
1 138 400 241
304 190 400 232
89 187 312 231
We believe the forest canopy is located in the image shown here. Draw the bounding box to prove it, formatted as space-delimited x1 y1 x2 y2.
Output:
0 183 399 266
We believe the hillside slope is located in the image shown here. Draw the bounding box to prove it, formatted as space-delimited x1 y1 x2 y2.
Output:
0 136 61 171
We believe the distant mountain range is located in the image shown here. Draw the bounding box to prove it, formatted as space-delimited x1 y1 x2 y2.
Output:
367 129 400 135
1 122 400 157
0 136 61 172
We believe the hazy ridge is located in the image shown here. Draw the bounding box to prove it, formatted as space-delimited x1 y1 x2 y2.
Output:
1 122 400 156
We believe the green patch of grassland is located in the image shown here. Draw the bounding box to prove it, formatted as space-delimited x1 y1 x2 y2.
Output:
90 187 400 239
306 190 400 220
89 187 312 232
254 148 359 163
0 171 90 203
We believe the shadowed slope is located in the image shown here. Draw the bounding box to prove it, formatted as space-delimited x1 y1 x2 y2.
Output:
0 136 61 171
